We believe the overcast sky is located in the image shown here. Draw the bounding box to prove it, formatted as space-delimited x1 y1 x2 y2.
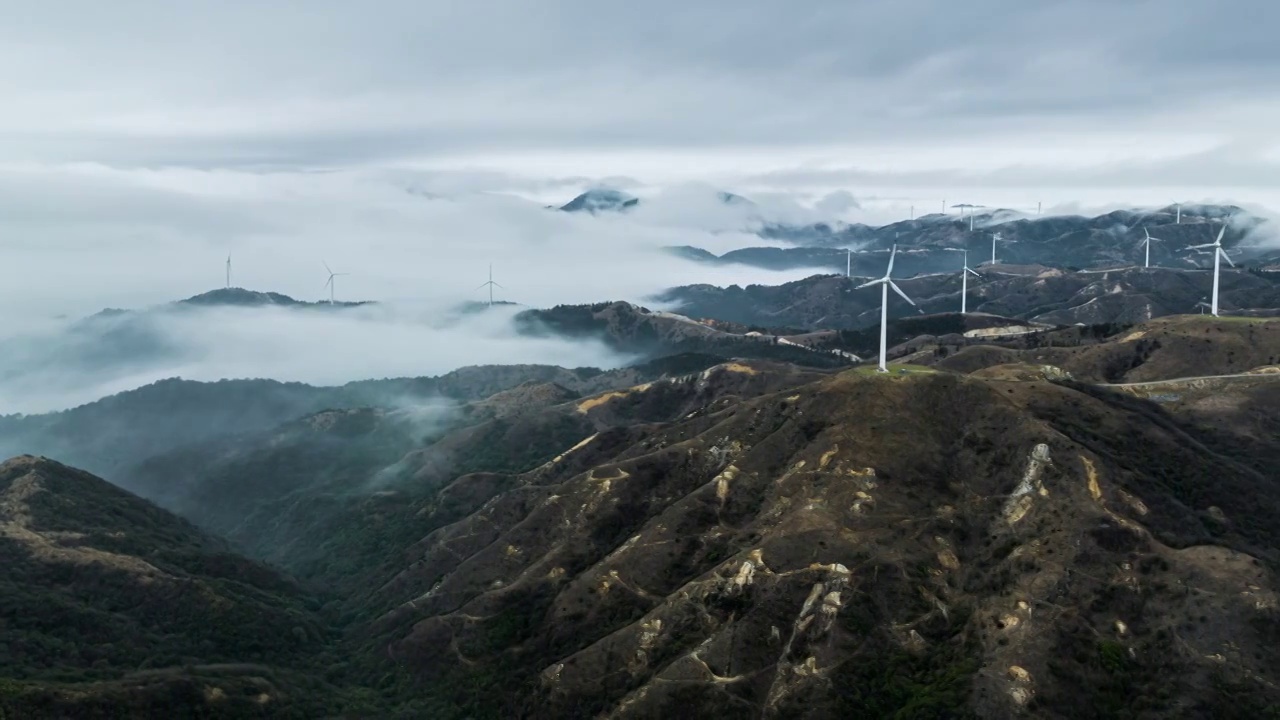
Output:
3 0 1278 186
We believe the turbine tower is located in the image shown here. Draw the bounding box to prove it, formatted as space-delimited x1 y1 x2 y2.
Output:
225 254 231 289
846 249 851 278
1176 203 1181 224
322 261 348 304
959 250 981 314
477 263 503 306
990 232 1002 265
1186 226 1232 316
1140 227 1162 269
855 245 922 373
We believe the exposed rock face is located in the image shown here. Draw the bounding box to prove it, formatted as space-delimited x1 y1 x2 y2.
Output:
8 351 1280 717
351 369 1280 718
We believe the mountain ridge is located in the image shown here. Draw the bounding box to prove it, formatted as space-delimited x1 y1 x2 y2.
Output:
0 455 363 718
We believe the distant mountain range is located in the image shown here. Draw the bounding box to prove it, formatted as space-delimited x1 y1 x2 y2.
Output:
0 354 735 484
657 265 1280 331
556 187 754 214
0 288 373 412
672 204 1278 274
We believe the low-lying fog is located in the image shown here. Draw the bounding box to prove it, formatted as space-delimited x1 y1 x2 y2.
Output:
0 166 834 415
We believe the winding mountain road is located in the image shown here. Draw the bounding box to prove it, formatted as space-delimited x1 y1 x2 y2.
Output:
1101 371 1280 388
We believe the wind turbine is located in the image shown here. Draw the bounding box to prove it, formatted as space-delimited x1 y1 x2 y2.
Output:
225 254 231 289
477 263 503 306
846 249 852 278
1140 227 1162 269
951 203 976 228
322 262 348 304
1176 203 1181 224
944 247 983 314
990 232 1002 265
855 245 922 373
958 250 981 314
1186 226 1232 316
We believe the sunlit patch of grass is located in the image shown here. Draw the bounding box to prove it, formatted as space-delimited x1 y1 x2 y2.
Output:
845 364 944 377
1164 314 1278 326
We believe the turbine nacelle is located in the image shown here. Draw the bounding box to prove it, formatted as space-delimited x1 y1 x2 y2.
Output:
1186 227 1233 267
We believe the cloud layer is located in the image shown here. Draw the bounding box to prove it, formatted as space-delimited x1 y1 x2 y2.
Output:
4 1 1280 411
3 0 1279 180
0 166 834 413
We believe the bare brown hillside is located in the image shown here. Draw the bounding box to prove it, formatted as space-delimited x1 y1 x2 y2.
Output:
934 316 1280 383
356 369 1280 718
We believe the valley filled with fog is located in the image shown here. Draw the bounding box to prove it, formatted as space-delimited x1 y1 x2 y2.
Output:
0 172 832 414
5 162 1280 415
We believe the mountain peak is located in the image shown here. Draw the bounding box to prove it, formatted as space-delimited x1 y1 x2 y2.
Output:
558 187 640 213
717 190 753 205
179 287 305 306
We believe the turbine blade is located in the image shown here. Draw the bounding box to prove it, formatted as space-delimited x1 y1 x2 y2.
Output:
854 278 885 290
323 261 333 274
492 282 504 289
966 268 982 277
1215 226 1226 244
1186 243 1216 250
476 282 490 290
888 280 917 306
1220 248 1235 267
886 244 898 276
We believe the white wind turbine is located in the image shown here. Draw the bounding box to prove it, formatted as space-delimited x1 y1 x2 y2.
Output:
855 245 922 373
225 254 232 289
477 263 503 306
1186 226 1232 316
323 261 349 304
1139 227 1162 269
990 231 1002 265
956 250 982 314
952 203 980 230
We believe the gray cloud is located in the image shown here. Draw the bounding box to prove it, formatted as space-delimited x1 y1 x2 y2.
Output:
3 1 1278 167
742 141 1280 190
